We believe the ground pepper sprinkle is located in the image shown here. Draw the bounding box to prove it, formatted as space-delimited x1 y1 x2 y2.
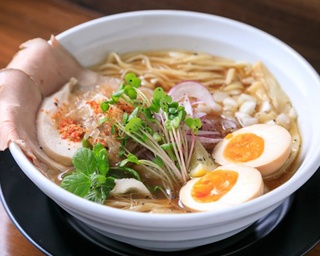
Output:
58 119 85 142
86 100 102 114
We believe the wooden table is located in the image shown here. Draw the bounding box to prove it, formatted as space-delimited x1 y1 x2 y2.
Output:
0 0 319 255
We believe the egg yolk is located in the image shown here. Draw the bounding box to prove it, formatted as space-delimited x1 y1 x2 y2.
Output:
223 133 264 163
191 170 238 203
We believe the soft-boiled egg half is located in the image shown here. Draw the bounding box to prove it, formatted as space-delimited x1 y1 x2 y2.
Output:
179 164 264 212
212 124 292 177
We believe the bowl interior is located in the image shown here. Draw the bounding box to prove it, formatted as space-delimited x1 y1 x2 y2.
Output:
57 10 320 191
10 10 320 226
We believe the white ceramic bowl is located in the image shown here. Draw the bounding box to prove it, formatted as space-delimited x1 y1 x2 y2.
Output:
9 10 320 251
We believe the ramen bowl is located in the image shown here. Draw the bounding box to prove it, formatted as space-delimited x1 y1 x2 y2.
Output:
9 10 320 251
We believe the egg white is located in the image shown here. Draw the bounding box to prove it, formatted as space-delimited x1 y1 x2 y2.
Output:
212 124 292 177
179 164 264 212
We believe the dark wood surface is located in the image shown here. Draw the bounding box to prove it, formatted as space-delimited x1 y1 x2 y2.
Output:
0 0 319 255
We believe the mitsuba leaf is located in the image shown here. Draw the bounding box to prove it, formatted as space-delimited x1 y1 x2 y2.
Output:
60 172 91 197
85 176 116 203
85 188 106 204
72 148 96 175
91 173 107 186
92 143 109 176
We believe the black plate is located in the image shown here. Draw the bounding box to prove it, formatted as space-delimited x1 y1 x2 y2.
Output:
1 148 320 256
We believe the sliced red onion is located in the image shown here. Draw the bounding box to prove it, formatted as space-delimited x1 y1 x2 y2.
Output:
168 81 222 114
193 111 207 119
221 119 239 131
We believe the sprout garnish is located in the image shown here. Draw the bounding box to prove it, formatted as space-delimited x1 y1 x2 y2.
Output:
61 72 202 203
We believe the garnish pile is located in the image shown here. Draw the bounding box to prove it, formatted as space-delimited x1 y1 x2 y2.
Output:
61 73 201 203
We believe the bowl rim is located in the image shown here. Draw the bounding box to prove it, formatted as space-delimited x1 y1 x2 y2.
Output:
10 10 320 228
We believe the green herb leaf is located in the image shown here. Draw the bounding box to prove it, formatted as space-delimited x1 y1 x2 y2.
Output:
119 153 140 167
125 117 143 132
60 171 91 197
153 87 165 102
186 117 202 135
82 138 91 148
160 143 176 160
91 173 107 186
122 112 128 124
159 95 172 112
124 85 137 99
72 148 96 176
171 116 181 128
125 73 141 88
98 116 108 125
169 107 178 114
84 180 115 204
153 132 162 142
142 107 155 120
109 167 141 181
149 100 160 113
178 108 186 121
85 188 106 203
100 102 109 113
152 156 164 168
92 143 109 176
128 106 139 121
111 124 116 135
84 176 115 204
121 167 141 181
164 119 173 130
